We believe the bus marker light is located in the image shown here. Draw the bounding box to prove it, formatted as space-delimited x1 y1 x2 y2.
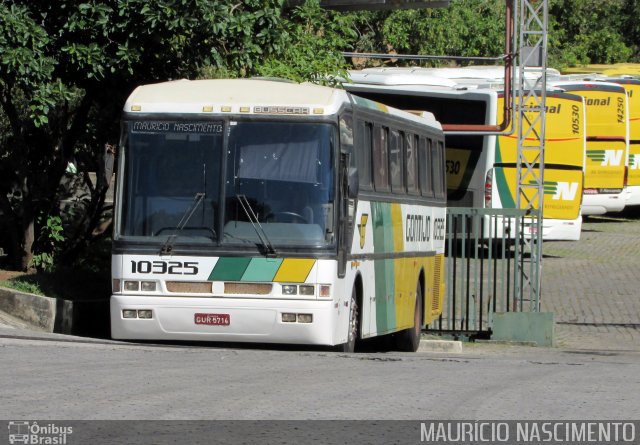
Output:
299 285 315 296
202 105 214 112
221 106 232 112
319 285 331 298
282 313 296 323
112 279 121 293
297 314 313 323
122 310 138 319
282 285 297 295
130 105 142 111
239 106 250 113
137 310 153 319
141 281 156 292
313 108 324 114
124 281 140 292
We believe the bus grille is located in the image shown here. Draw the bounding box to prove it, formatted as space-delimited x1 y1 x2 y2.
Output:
166 281 212 293
225 283 272 295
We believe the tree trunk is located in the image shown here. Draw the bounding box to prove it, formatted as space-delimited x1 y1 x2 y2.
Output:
19 217 35 271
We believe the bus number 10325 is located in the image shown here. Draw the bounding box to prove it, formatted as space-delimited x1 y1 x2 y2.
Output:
130 260 199 275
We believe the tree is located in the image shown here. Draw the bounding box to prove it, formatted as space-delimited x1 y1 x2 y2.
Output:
548 0 633 67
0 0 290 270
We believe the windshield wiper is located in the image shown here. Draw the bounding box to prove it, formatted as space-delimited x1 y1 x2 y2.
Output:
236 194 277 257
160 192 206 255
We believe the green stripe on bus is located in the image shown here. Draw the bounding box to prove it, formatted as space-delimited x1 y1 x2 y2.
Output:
208 257 252 281
494 139 516 208
241 258 284 282
371 202 396 333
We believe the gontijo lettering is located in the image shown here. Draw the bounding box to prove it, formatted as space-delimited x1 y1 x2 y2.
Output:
406 214 430 242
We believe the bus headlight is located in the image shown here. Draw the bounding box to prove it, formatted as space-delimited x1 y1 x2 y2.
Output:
282 313 297 322
137 310 153 319
299 285 315 296
124 281 140 292
122 309 138 319
282 285 297 295
141 281 157 292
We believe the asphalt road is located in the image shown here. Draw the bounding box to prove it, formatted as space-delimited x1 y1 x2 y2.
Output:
1 329 638 421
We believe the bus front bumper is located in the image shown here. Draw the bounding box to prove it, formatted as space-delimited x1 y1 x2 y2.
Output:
110 295 337 345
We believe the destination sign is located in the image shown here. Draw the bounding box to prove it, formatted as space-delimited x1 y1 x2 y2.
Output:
131 121 223 134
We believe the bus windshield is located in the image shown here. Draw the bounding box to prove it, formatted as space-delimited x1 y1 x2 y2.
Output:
223 121 335 248
120 121 224 244
118 120 335 249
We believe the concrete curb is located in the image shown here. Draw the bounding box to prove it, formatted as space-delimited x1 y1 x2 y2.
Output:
418 339 463 353
0 286 109 337
0 287 64 332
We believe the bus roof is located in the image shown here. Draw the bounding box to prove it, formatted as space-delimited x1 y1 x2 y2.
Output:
548 80 627 94
348 66 562 91
125 78 347 115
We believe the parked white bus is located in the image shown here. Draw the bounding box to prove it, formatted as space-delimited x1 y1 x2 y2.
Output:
111 78 446 352
345 67 585 240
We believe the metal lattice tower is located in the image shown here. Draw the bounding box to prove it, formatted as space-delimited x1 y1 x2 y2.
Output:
514 0 548 311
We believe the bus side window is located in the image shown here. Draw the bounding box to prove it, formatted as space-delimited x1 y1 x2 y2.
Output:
373 125 390 192
419 136 434 197
390 129 404 194
433 140 446 200
357 120 372 190
405 133 419 195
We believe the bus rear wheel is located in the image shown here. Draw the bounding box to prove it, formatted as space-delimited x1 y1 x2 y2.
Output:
338 287 359 353
396 283 423 352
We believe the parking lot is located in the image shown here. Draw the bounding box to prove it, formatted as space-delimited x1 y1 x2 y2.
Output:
542 211 640 351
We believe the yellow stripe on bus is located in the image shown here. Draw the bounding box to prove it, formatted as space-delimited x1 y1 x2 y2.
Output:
273 258 316 283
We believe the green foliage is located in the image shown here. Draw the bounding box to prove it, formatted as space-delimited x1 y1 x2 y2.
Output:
380 0 506 65
254 1 358 84
548 0 635 67
30 214 65 272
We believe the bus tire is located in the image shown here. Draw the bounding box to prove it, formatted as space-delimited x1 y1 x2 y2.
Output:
396 283 423 352
338 286 359 353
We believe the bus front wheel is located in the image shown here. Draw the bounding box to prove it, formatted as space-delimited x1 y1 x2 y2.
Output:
338 287 359 353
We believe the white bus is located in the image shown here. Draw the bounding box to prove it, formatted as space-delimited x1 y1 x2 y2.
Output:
111 78 446 352
344 68 585 241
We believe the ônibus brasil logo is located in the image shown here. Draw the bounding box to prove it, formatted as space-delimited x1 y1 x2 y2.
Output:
8 421 73 445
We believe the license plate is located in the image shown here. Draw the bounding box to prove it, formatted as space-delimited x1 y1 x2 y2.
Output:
194 313 230 326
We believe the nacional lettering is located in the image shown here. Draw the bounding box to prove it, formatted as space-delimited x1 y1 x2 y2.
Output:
585 97 611 106
544 103 561 114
